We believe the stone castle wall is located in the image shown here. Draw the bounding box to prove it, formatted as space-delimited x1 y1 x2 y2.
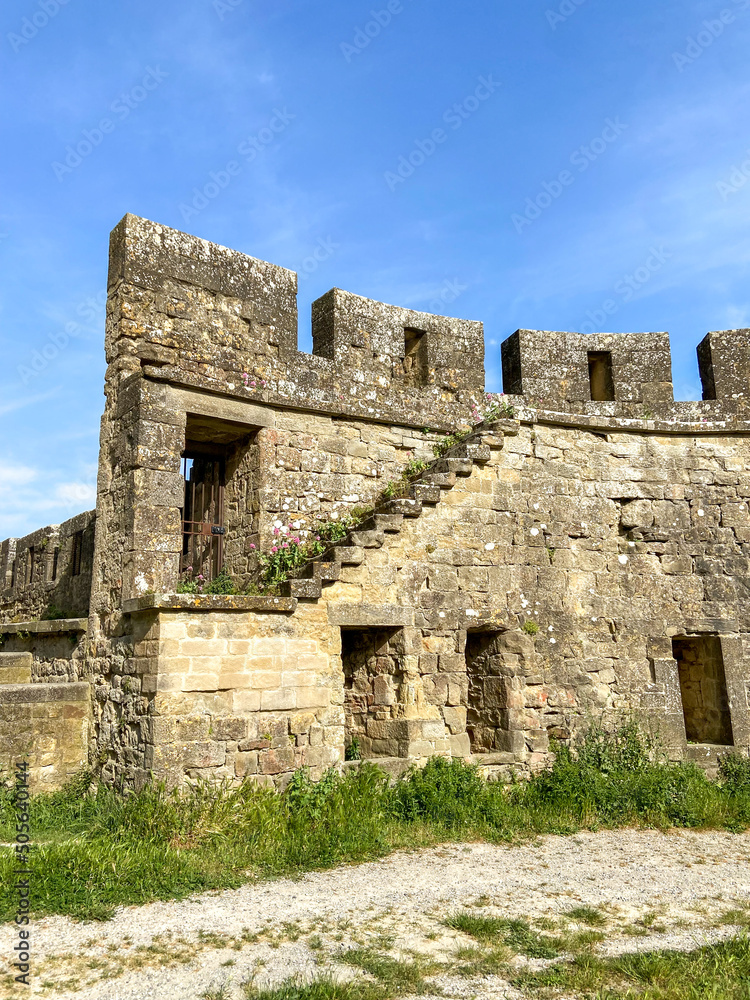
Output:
2 214 750 790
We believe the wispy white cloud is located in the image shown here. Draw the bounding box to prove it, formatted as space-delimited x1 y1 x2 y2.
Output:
0 389 60 418
0 463 97 539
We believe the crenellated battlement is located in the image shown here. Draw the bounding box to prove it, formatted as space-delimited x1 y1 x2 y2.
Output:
501 326 750 417
109 216 750 424
106 215 485 422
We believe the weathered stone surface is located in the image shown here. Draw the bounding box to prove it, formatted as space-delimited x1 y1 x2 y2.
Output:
3 215 750 789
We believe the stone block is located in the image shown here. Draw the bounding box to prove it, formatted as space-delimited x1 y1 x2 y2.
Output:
235 751 259 776
183 741 226 768
260 688 296 711
232 690 262 713
210 717 247 741
443 706 467 734
296 686 331 709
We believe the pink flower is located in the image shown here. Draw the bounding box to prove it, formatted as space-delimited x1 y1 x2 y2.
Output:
186 565 193 573
292 537 300 544
273 527 280 536
249 543 256 550
315 535 321 541
282 541 288 548
197 574 205 581
271 546 278 554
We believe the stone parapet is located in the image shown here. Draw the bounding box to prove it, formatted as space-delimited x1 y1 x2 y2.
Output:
0 682 91 791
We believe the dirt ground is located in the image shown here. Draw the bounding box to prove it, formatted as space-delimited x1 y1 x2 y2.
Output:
3 828 749 1000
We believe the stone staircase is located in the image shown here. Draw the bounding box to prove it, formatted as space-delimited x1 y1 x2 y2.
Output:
281 425 509 600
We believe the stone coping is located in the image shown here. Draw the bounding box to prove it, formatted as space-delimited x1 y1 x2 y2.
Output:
144 367 462 433
0 682 90 704
0 619 87 634
511 404 750 436
123 594 297 614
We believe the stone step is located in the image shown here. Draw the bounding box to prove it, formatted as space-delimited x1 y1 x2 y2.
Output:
282 578 322 600
422 471 456 489
409 483 441 504
348 529 385 548
0 652 32 685
490 417 519 436
334 546 365 565
373 514 404 532
481 433 505 450
381 498 423 517
437 457 473 477
315 561 341 583
685 742 733 777
463 443 491 463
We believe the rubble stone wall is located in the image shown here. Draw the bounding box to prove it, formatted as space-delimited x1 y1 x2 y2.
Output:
0 511 95 623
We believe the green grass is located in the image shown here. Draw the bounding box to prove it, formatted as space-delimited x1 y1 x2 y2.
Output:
242 931 750 1000
241 948 433 1000
565 904 608 927
445 912 560 958
515 933 750 1000
243 979 384 1000
1 723 749 923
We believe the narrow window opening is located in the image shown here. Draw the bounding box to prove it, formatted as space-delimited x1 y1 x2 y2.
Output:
26 547 34 585
673 636 733 746
71 532 83 577
466 630 509 753
51 546 60 581
341 627 403 758
588 351 615 402
403 328 428 387
181 452 225 583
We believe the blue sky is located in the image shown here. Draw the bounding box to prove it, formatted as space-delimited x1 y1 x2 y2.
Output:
1 0 750 538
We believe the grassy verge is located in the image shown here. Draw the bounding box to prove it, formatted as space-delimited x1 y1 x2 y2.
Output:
1 723 749 922
514 934 750 999
229 924 750 1000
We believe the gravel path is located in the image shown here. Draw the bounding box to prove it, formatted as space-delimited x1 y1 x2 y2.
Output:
3 828 749 999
